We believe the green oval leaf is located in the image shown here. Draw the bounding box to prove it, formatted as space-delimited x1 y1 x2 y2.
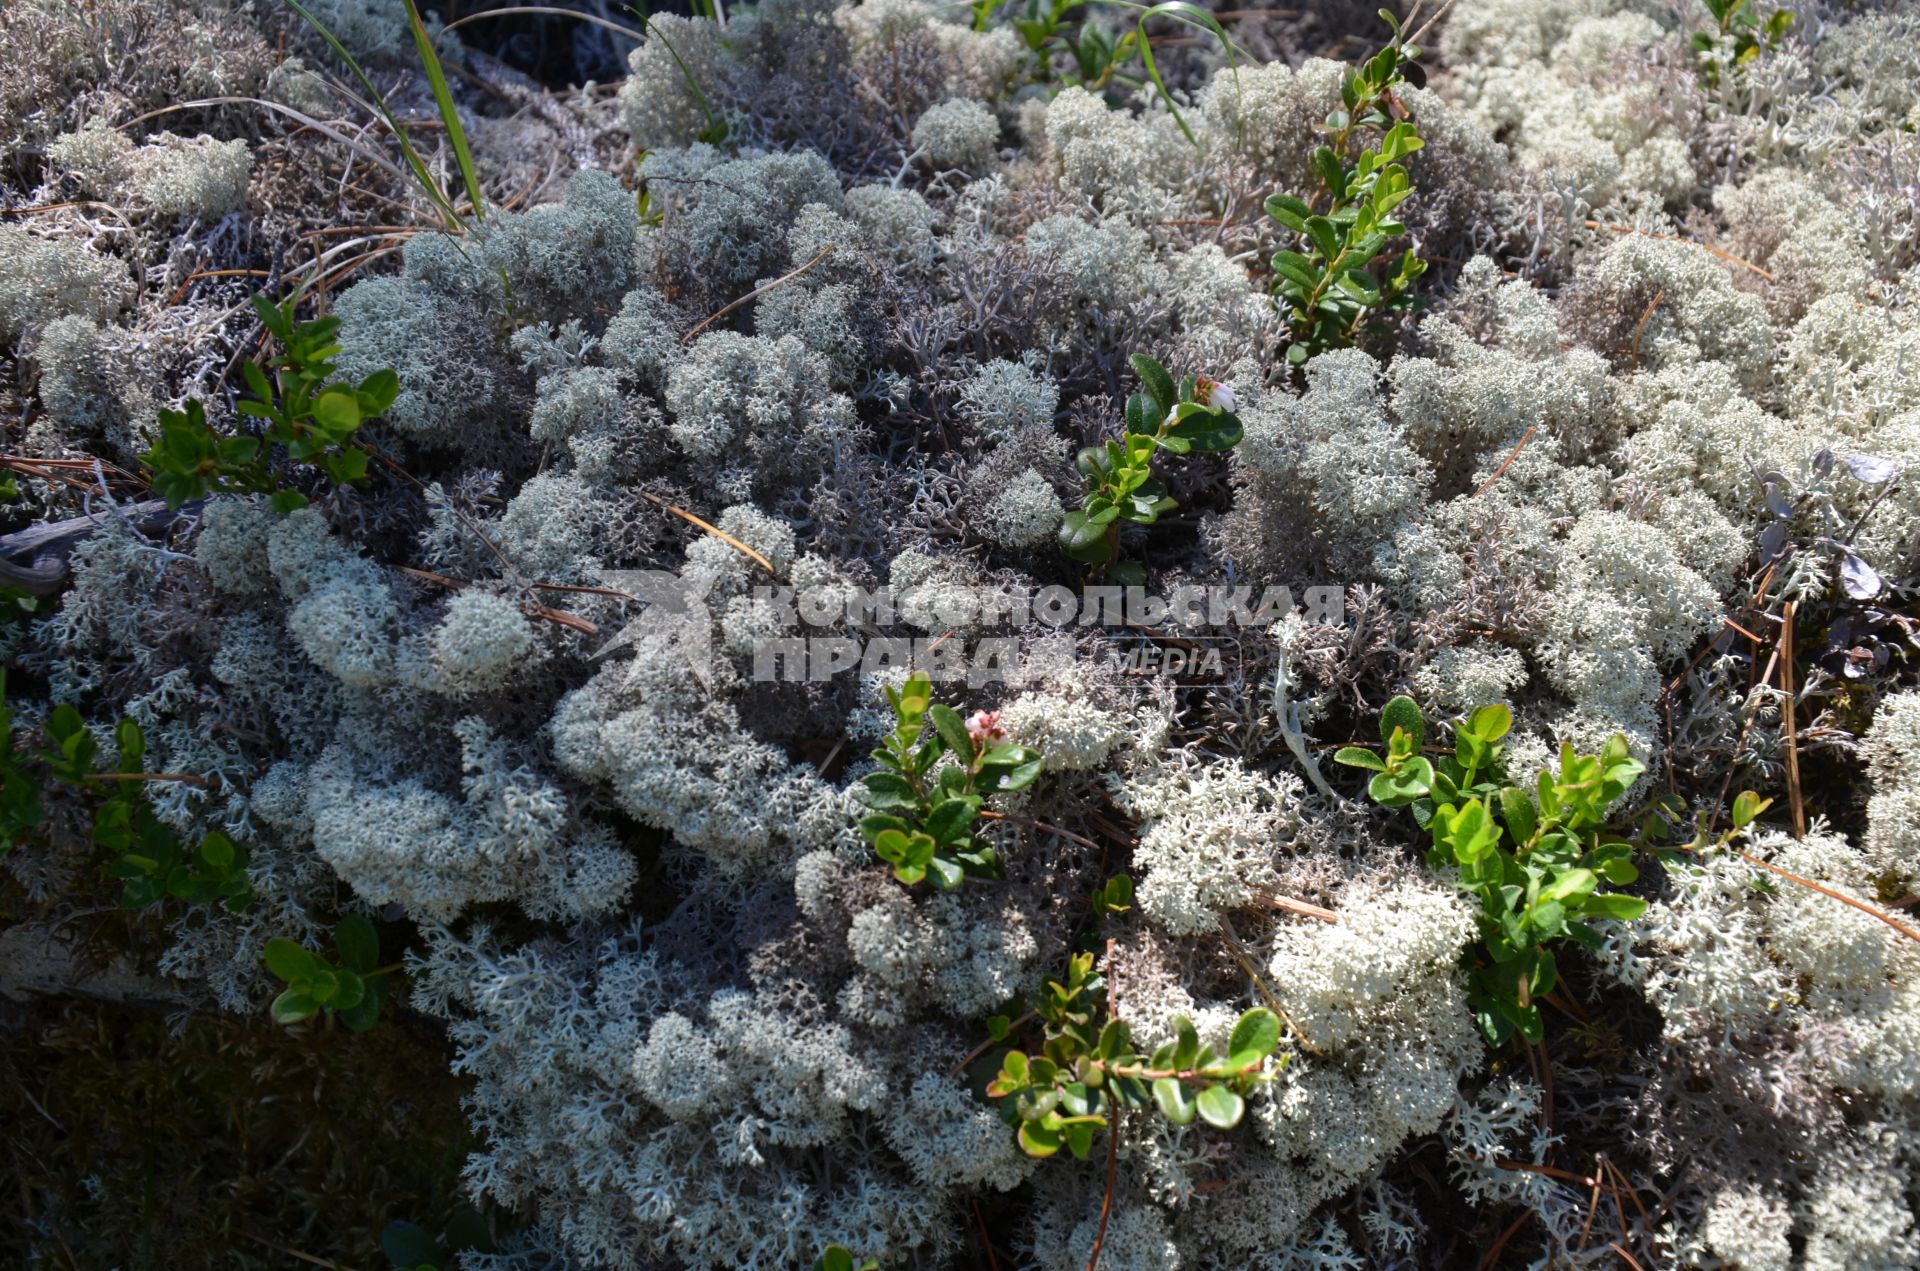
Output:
1195 1084 1245 1130
1333 746 1387 772
1228 1008 1281 1062
1152 1077 1196 1125
1380 695 1426 750
263 937 314 983
270 988 319 1024
311 390 362 434
334 912 379 972
1130 353 1175 416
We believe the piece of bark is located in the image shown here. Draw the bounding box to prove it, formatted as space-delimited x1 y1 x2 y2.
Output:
0 500 185 595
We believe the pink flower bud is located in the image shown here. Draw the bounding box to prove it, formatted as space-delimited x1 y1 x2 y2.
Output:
967 709 1005 746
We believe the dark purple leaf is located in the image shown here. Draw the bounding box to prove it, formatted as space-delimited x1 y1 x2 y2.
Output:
1840 551 1883 599
1845 454 1897 484
1758 522 1786 563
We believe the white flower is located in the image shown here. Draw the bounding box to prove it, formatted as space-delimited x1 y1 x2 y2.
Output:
1196 376 1235 413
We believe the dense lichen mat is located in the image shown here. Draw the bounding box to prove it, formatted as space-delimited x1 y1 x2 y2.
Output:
4 0 1920 1267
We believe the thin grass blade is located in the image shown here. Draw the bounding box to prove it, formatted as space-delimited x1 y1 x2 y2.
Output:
283 0 464 230
404 0 487 221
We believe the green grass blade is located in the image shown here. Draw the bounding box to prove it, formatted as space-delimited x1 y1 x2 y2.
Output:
283 0 464 231
623 5 726 143
1093 0 1245 148
404 0 487 221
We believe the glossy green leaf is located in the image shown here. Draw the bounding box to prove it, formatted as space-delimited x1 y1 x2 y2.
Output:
1582 893 1648 921
334 911 379 972
263 937 314 983
270 988 319 1024
1152 1077 1196 1125
1130 353 1175 416
1379 695 1425 751
1167 409 1243 452
1333 746 1387 772
1018 1118 1063 1158
1731 789 1771 829
1228 1008 1280 1063
1195 1084 1245 1130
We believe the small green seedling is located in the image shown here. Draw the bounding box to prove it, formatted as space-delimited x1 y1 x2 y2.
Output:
985 951 1282 1158
1691 0 1792 88
1266 22 1429 365
1060 352 1242 582
264 913 392 1031
1337 697 1648 1045
1 691 249 910
106 821 252 914
990 0 1239 146
1092 872 1134 918
857 675 1043 889
145 294 394 513
813 1246 878 1271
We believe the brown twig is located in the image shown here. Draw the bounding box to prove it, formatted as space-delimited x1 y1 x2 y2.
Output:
1254 890 1340 924
1577 1161 1605 1252
166 268 272 307
360 442 525 582
1604 1157 1651 1237
84 772 212 787
1540 988 1590 1024
1627 288 1664 372
1407 0 1461 46
1779 599 1805 840
1478 1212 1533 1271
397 566 599 637
977 810 1103 852
1582 221 1775 281
1472 425 1537 498
1608 1243 1648 1271
1219 916 1324 1056
633 490 775 573
972 1201 1003 1271
1734 848 1920 945
1535 1038 1555 1139
680 246 832 344
1494 1159 1599 1185
1707 640 1782 837
947 1010 1036 1078
1086 937 1120 1271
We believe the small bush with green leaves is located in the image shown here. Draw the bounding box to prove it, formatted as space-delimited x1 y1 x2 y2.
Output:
984 951 1282 1159
264 913 392 1031
78 712 251 911
2 688 251 911
0 476 40 625
145 293 394 513
857 674 1044 889
1336 697 1648 1045
1059 352 1242 582
985 0 1235 144
1691 0 1792 89
1264 23 1429 366
0 685 43 856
